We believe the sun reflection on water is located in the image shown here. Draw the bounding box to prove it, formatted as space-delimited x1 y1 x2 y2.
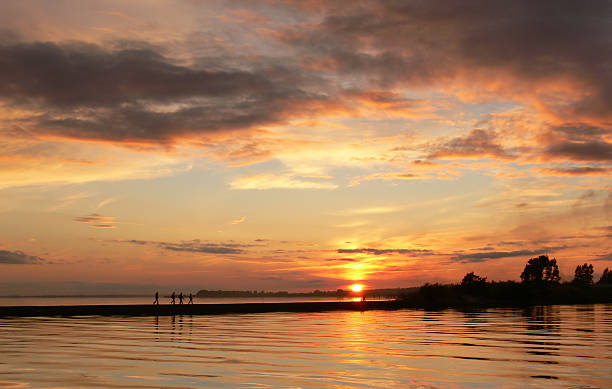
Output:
0 305 610 388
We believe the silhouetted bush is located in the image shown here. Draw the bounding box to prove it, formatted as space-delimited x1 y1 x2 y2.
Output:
461 272 487 287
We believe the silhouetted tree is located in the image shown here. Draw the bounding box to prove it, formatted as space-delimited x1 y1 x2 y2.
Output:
461 272 487 287
573 263 594 286
520 255 560 283
598 268 612 285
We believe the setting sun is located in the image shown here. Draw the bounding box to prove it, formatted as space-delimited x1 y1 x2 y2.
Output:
350 284 364 292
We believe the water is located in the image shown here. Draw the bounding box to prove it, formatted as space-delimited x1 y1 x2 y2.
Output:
0 304 610 388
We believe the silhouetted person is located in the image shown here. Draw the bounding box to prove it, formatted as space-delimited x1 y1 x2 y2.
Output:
171 291 176 304
179 292 184 304
188 293 193 304
362 295 366 302
154 291 159 305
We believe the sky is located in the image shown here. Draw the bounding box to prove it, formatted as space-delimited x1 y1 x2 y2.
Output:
0 0 611 295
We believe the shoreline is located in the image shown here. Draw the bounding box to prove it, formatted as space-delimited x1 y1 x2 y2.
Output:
1 298 611 318
0 300 402 317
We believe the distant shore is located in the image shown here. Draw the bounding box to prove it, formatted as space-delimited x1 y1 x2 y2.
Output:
1 288 611 317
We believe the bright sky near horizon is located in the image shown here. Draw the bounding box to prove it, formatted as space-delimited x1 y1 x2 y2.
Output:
0 0 610 294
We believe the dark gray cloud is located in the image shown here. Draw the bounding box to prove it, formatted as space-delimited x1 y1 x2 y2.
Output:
546 141 612 162
337 248 434 256
427 129 512 160
450 248 563 263
0 41 270 107
541 166 610 176
0 250 45 264
120 239 248 254
540 125 612 162
546 125 610 142
0 39 332 143
284 0 612 122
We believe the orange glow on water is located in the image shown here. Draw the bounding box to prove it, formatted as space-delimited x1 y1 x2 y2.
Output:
350 284 364 292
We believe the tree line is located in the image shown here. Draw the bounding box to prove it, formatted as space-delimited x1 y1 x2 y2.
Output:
461 255 612 287
410 255 612 308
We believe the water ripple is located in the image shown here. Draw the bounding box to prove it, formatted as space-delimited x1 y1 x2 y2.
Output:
0 304 610 388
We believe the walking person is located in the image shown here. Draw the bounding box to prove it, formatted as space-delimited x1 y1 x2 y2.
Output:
171 291 176 304
178 292 184 304
188 293 193 304
153 291 159 305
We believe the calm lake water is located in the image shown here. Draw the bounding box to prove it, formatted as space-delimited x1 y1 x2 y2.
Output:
0 304 610 388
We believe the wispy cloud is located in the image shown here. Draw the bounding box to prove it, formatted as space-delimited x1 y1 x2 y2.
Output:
539 166 610 176
96 197 117 210
337 248 434 256
427 129 514 160
230 173 337 190
231 217 246 225
343 206 402 215
162 242 243 254
591 252 612 262
73 213 116 228
450 248 565 263
119 239 249 255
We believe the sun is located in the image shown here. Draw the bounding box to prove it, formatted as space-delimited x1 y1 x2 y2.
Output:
350 284 364 292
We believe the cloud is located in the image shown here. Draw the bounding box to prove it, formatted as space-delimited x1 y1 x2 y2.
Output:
591 252 612 262
120 239 247 255
230 173 337 190
538 125 612 163
349 167 460 186
427 129 513 160
0 249 45 264
0 138 194 189
73 213 115 228
345 89 439 118
450 248 562 263
162 242 243 254
593 226 612 238
96 197 117 210
343 206 401 215
546 141 612 162
283 1 612 124
0 39 336 144
337 248 434 256
539 166 611 176
231 217 246 225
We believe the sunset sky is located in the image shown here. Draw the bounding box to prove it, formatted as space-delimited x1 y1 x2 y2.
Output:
0 0 610 295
